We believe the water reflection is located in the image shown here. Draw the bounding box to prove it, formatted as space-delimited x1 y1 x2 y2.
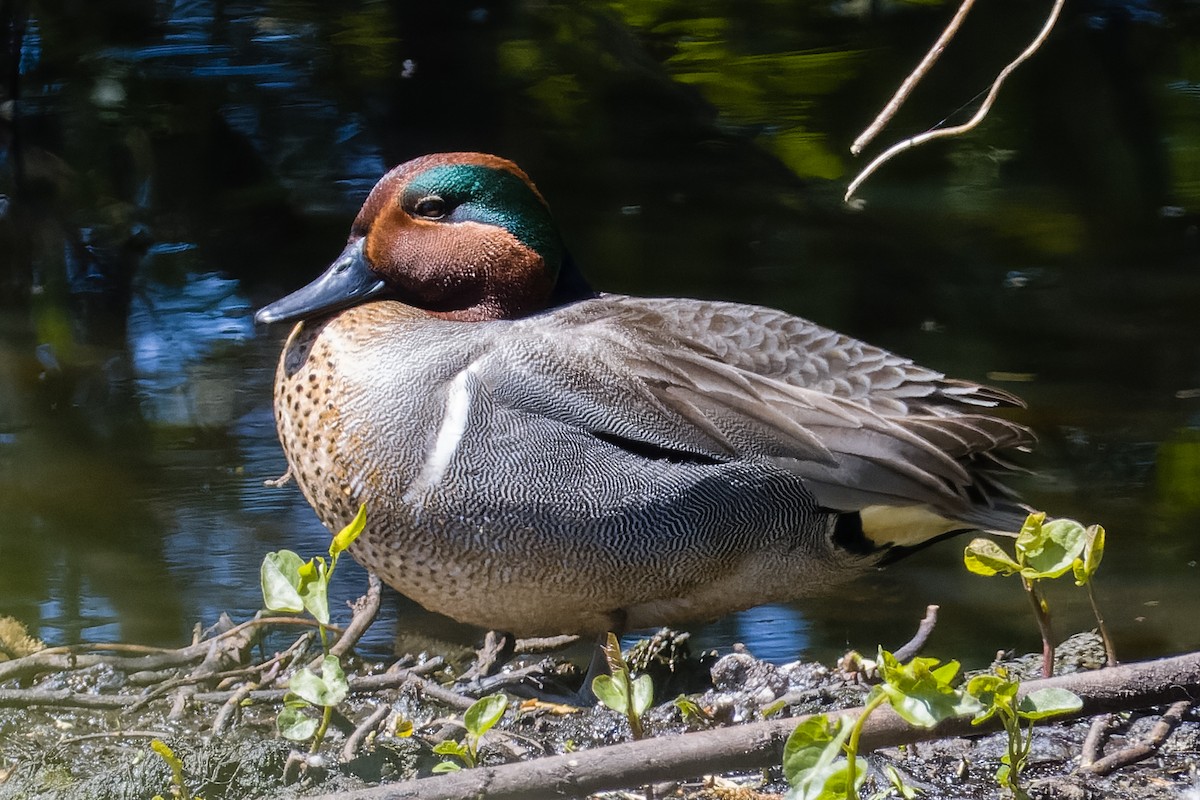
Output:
0 0 1197 668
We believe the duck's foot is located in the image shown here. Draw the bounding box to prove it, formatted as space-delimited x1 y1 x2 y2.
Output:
263 468 293 488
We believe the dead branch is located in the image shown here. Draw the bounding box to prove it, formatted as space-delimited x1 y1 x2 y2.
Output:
303 650 1200 800
1081 700 1194 776
0 615 325 684
343 704 392 762
850 0 977 155
891 604 939 662
845 0 1066 204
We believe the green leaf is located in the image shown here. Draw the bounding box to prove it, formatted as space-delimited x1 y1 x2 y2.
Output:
260 550 306 612
432 740 469 757
331 504 367 557
431 760 462 773
1017 518 1088 579
882 764 920 800
1072 524 1106 585
289 654 349 707
592 674 630 714
675 694 713 723
782 715 848 795
963 538 1021 577
965 673 1019 724
464 694 508 737
1017 688 1083 720
277 706 319 741
296 557 329 625
630 674 654 716
876 650 980 728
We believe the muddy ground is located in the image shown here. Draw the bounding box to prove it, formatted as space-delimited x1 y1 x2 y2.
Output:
0 628 1196 800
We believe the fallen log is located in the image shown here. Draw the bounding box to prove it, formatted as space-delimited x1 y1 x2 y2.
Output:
307 650 1200 800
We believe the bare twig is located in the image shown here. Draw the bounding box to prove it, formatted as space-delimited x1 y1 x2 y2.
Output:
342 705 391 762
845 0 1066 204
514 635 581 655
850 0 977 155
1081 701 1194 776
0 616 329 684
129 635 310 713
335 573 383 657
211 660 284 734
1081 712 1115 767
891 604 939 663
169 615 259 719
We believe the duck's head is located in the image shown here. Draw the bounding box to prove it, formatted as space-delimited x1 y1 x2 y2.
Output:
256 152 589 324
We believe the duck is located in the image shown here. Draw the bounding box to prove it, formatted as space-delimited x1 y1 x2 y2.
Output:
255 152 1033 638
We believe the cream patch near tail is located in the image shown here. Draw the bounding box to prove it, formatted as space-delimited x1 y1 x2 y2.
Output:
859 504 965 548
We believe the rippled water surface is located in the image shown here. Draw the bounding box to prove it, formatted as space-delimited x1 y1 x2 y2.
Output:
1 0 1198 668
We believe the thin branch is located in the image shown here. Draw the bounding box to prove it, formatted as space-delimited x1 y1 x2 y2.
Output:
850 0 977 155
342 704 392 763
1081 701 1194 776
845 0 1066 204
892 604 939 662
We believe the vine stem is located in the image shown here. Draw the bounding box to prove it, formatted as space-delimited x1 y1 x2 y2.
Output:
1022 578 1056 678
844 692 887 800
1086 582 1118 667
310 702 334 756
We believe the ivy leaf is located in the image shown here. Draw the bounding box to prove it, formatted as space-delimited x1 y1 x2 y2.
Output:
330 504 367 557
289 654 349 707
1017 518 1088 579
630 674 654 716
277 706 319 741
1018 688 1083 720
464 694 508 738
1072 524 1106 586
782 715 858 800
260 550 306 613
876 650 980 728
963 538 1021 577
296 557 329 625
592 674 629 714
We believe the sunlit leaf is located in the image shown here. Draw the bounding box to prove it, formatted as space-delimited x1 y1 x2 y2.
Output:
296 557 329 625
330 504 367 557
963 538 1021 576
965 673 1019 724
260 550 305 613
1072 524 1106 585
431 760 462 773
277 706 319 741
876 649 980 727
1017 688 1082 720
630 674 654 716
1017 518 1088 579
289 654 348 707
464 693 508 737
591 674 629 714
782 715 857 799
432 740 468 757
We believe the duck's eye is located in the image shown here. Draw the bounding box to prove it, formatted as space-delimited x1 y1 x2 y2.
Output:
413 196 446 219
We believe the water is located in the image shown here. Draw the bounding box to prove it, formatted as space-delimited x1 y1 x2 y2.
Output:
1 0 1198 670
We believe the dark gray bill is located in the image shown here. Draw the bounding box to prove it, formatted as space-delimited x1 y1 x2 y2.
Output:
255 238 389 324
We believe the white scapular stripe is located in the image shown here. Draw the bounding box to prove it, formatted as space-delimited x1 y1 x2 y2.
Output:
405 364 476 501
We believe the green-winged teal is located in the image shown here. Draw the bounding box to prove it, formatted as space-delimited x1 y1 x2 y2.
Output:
256 152 1032 637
